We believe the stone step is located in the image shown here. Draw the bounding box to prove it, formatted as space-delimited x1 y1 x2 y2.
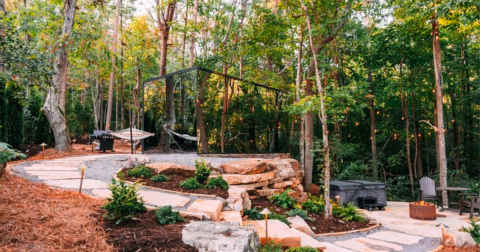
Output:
233 181 269 191
366 231 423 245
334 239 389 252
219 211 243 226
290 228 326 250
356 238 403 251
186 199 224 221
318 242 356 252
44 179 108 189
138 190 190 208
244 221 267 244
215 172 275 185
256 219 301 247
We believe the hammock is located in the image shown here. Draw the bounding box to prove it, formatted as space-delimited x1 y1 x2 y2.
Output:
110 128 155 141
165 129 197 141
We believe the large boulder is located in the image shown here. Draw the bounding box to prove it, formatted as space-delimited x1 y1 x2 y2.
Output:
220 159 267 175
122 155 152 169
146 163 196 177
215 172 275 185
443 228 477 248
287 216 315 238
264 159 296 179
182 221 260 252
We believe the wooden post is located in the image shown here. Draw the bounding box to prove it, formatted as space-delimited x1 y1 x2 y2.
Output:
79 166 85 193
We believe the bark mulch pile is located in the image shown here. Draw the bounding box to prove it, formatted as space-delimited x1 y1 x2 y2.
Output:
251 197 375 234
437 246 480 252
120 168 230 199
0 173 114 251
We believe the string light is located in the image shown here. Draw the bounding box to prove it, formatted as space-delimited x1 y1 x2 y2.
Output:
394 133 397 140
402 117 405 120
376 111 380 115
355 122 359 126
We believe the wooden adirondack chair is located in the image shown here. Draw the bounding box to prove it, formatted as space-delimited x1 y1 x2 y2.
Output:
419 177 442 209
459 194 480 219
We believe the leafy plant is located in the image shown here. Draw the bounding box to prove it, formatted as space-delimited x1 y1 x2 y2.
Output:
244 207 264 220
302 195 325 214
462 219 480 244
205 176 229 190
269 213 291 225
259 241 282 252
270 190 296 209
151 174 168 183
103 179 147 224
286 208 312 221
194 159 211 184
155 206 185 225
336 203 366 222
285 246 319 252
127 165 152 179
180 177 204 190
0 142 26 177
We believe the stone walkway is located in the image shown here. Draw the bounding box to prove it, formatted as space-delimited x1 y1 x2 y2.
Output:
11 154 477 252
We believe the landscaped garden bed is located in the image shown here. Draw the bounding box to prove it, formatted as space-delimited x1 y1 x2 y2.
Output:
119 167 229 198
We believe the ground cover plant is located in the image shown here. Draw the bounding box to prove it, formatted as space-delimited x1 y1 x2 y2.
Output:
103 179 147 224
127 165 152 179
155 206 185 225
270 190 296 209
205 176 229 190
151 174 168 182
462 220 480 244
179 177 204 190
194 159 211 184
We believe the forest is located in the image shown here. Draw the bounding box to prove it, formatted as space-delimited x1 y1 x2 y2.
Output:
0 0 479 201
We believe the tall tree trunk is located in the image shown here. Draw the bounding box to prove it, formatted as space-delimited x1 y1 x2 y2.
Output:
412 92 423 177
189 0 198 67
132 58 142 125
196 73 211 153
105 0 121 131
432 16 448 207
295 30 305 172
303 4 332 218
220 66 229 153
42 0 76 152
59 61 68 113
368 70 378 180
402 92 414 198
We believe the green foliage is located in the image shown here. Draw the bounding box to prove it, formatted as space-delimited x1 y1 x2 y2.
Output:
244 207 264 220
103 179 146 224
180 177 204 190
127 165 152 179
205 176 229 190
259 241 282 252
285 246 319 252
194 159 211 184
269 213 291 225
155 206 185 225
302 195 325 214
461 220 480 244
335 204 366 223
151 174 168 183
286 208 312 221
270 190 296 209
0 142 26 164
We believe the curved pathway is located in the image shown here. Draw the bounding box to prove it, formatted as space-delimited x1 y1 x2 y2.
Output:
12 154 475 252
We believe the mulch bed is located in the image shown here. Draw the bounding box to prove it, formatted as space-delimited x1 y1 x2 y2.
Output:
100 210 196 252
120 168 229 199
438 246 480 252
251 197 375 234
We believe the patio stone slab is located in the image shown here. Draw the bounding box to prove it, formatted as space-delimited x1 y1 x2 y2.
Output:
138 190 190 208
356 237 403 251
186 199 223 221
37 174 82 180
290 228 324 249
318 242 355 252
219 211 243 226
26 171 81 177
24 166 79 171
91 189 112 198
366 231 423 245
44 179 109 189
256 219 301 247
334 239 388 252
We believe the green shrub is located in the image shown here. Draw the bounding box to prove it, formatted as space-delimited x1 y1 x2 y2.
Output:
462 219 480 244
286 208 312 221
103 179 147 224
286 246 319 252
269 213 291 225
205 176 229 190
270 190 296 209
155 206 185 225
0 142 26 177
259 241 282 252
151 174 168 182
195 159 211 184
302 195 325 214
127 165 152 178
244 207 264 220
336 203 366 222
180 177 204 190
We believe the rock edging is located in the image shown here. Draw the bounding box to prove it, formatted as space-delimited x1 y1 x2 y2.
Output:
315 223 382 237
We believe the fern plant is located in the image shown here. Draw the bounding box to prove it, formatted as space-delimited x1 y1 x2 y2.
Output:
180 177 204 190
286 208 312 221
194 159 211 184
336 203 366 222
0 142 26 177
127 165 152 178
103 179 147 224
462 219 480 244
155 206 185 225
244 207 264 220
205 176 229 190
151 174 168 182
302 195 325 214
270 190 296 209
259 241 282 252
285 246 319 252
269 213 291 225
